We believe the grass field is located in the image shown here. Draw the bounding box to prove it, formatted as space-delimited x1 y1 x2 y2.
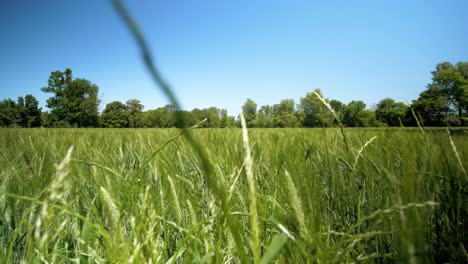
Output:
0 127 466 263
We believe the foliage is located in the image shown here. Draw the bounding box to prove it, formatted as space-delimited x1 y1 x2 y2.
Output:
273 99 300 128
220 109 230 128
341 100 380 127
329 99 344 122
298 88 327 127
375 98 407 126
256 111 268 128
126 99 144 128
41 69 100 127
411 87 450 126
0 99 19 127
412 61 468 126
242 98 257 127
2 62 468 128
258 105 275 128
18 95 42 127
0 95 42 128
206 107 221 128
141 105 176 128
100 101 130 128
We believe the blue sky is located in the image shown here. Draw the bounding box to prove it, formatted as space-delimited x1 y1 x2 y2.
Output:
1 0 467 115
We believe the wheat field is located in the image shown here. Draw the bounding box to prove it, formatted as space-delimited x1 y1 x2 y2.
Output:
0 127 466 263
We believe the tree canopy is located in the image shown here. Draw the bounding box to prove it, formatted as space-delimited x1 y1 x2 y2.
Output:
375 98 407 126
242 99 257 127
0 95 42 127
100 101 130 128
41 68 99 127
1 62 467 128
412 62 468 126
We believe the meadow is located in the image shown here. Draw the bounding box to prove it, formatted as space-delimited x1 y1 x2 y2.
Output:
0 127 466 263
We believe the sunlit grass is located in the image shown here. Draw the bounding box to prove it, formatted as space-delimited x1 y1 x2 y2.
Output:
0 127 466 263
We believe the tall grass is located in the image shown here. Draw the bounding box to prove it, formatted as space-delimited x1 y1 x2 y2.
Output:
0 127 466 263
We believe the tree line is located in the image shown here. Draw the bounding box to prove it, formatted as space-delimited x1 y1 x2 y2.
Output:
1 61 467 128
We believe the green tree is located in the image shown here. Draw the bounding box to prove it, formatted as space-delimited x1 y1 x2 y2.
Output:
242 99 257 127
342 100 365 127
191 108 209 128
425 62 468 125
273 99 299 127
411 88 449 126
220 109 229 128
17 96 26 127
41 69 72 125
69 79 100 127
298 89 329 127
207 107 221 128
41 111 52 128
163 104 177 127
455 62 468 124
100 101 129 128
275 112 299 127
126 99 144 128
141 105 176 128
342 100 379 127
374 98 407 126
188 107 221 128
259 105 275 128
256 111 267 128
273 99 295 115
41 68 99 127
141 110 158 127
174 110 196 128
329 99 344 123
228 116 236 127
0 98 19 127
356 109 380 127
17 95 42 127
329 99 344 113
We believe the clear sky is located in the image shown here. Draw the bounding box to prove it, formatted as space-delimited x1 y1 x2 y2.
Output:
1 0 467 115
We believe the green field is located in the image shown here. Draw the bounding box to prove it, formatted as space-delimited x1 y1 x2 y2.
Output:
0 128 466 263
